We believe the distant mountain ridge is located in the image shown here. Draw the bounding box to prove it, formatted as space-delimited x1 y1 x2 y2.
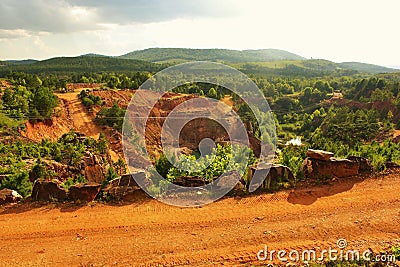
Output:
119 48 306 63
0 56 162 76
0 48 398 75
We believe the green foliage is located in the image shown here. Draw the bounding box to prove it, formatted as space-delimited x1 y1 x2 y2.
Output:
153 153 174 179
0 56 161 76
0 170 32 198
61 174 87 190
165 144 256 182
79 90 103 109
114 158 126 176
96 103 126 131
278 145 307 180
315 107 383 146
120 48 305 63
391 246 400 261
31 158 55 180
2 86 30 117
30 87 58 119
96 132 109 155
105 166 119 183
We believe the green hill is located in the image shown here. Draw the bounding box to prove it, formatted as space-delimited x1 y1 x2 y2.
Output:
4 59 38 65
0 56 162 76
338 62 397 74
120 48 306 63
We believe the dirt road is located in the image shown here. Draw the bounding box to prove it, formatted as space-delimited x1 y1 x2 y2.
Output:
55 91 102 140
1 172 399 266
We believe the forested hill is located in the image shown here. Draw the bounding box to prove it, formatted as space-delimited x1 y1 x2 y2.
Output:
338 62 397 74
119 48 306 63
0 49 398 76
0 56 162 76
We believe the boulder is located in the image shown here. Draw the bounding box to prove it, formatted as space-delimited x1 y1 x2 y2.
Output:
83 151 106 183
347 156 372 173
306 149 334 161
302 158 359 179
103 171 149 200
31 179 68 202
69 183 102 202
0 189 23 205
247 163 295 191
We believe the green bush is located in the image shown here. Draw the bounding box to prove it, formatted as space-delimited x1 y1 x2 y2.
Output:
278 145 307 180
0 171 32 198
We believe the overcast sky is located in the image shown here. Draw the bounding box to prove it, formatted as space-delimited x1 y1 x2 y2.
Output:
0 0 399 67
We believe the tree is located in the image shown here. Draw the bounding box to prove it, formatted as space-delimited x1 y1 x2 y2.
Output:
30 87 58 119
114 158 126 176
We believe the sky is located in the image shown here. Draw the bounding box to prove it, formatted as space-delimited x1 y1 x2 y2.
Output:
0 0 399 67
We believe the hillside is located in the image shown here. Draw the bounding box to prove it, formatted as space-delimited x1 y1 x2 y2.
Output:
4 59 38 65
1 49 397 76
119 48 306 63
234 58 399 77
0 56 162 75
338 62 397 74
120 48 398 74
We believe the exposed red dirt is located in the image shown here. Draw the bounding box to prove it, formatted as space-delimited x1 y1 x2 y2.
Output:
0 172 399 266
0 79 12 88
66 83 102 91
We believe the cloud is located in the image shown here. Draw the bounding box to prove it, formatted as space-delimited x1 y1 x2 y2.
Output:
0 0 240 36
67 0 240 23
0 0 101 34
0 29 31 39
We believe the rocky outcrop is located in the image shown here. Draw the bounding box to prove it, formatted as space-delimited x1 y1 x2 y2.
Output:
28 160 81 182
102 171 149 200
69 183 102 202
83 151 106 183
306 149 334 161
0 189 23 205
31 179 68 202
303 158 359 179
347 156 372 173
247 164 295 191
302 149 372 179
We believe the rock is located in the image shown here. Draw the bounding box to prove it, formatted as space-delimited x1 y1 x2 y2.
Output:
83 151 106 183
173 176 207 187
31 179 68 202
215 170 246 196
28 160 81 183
103 171 149 200
247 163 295 191
385 161 400 169
0 189 23 205
302 158 359 179
347 156 372 173
69 183 102 202
306 149 334 161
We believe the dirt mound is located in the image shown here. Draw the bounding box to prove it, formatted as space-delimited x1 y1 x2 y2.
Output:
0 173 399 266
21 99 74 142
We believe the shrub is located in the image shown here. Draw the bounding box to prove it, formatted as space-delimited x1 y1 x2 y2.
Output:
0 171 32 198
